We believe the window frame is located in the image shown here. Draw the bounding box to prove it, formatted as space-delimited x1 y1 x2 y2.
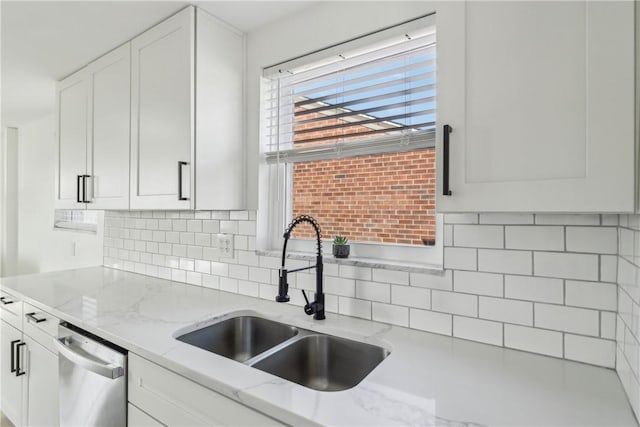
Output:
256 13 443 268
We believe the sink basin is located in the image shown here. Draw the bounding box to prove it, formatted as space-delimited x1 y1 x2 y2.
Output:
176 316 298 362
252 334 389 391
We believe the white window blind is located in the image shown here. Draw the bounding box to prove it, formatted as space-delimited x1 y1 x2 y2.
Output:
263 22 436 164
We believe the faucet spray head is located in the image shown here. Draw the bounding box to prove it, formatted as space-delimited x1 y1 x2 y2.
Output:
276 268 290 302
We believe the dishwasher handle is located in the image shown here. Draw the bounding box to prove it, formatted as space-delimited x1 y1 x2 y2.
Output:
54 336 124 379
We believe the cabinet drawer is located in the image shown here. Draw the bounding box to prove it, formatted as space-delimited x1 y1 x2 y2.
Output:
129 353 282 426
23 303 59 353
0 290 22 329
129 403 165 427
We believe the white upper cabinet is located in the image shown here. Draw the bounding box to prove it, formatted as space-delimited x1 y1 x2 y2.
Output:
55 71 88 209
436 1 635 212
130 8 194 210
55 43 131 210
130 6 245 210
87 43 131 209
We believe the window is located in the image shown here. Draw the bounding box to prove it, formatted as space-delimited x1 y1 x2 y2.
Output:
259 15 442 266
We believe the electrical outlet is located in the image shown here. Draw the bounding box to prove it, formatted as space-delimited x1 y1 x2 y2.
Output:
217 234 234 258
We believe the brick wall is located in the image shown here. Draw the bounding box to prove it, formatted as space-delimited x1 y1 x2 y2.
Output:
292 149 436 244
292 107 436 245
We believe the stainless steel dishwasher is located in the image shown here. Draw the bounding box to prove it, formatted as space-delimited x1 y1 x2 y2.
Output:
55 322 127 426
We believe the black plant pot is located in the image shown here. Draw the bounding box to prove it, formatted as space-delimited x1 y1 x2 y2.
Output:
332 244 350 258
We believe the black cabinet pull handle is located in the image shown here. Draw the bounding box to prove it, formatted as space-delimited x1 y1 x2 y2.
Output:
16 342 26 376
82 175 91 203
25 312 46 323
178 161 189 201
442 124 453 196
10 339 19 373
0 296 14 305
77 175 83 203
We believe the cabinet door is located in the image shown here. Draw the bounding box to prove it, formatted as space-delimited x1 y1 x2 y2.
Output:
1 321 23 426
130 7 194 210
87 43 131 210
436 1 635 212
195 10 245 210
55 70 89 209
24 336 58 427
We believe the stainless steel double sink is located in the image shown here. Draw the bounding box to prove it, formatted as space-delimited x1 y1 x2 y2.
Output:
175 314 390 392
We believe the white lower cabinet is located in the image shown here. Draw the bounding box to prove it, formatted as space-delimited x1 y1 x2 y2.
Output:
1 320 25 426
1 300 60 427
24 336 58 427
128 403 164 427
128 353 282 426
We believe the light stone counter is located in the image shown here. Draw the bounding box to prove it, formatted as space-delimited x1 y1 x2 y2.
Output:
0 266 636 426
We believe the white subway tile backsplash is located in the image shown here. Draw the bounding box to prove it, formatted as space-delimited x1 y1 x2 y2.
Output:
453 225 504 249
565 281 617 311
410 309 452 336
444 225 453 246
228 264 248 280
338 297 371 320
195 260 211 274
478 249 532 275
504 275 563 304
220 220 238 234
186 271 202 286
432 291 477 317
535 303 599 336
104 209 626 372
372 303 408 327
444 247 477 271
453 316 502 346
535 214 600 226
534 252 598 281
238 280 259 297
601 255 618 283
187 246 203 259
338 265 371 281
172 219 186 232
203 220 220 233
505 226 564 251
325 277 356 298
391 285 430 309
565 334 616 368
220 277 238 293
479 213 534 225
410 270 452 291
372 269 409 285
230 211 249 220
601 311 616 340
504 324 562 357
566 226 617 254
453 271 503 297
479 297 533 326
444 213 478 224
355 281 390 302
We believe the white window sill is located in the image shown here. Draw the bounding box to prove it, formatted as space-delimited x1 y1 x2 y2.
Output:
256 250 444 275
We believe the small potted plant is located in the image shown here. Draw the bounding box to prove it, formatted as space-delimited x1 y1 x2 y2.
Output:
332 235 350 258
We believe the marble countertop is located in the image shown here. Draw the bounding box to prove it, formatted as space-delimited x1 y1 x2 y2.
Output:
0 266 636 426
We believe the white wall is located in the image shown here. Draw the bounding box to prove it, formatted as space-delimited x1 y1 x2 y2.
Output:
2 127 19 276
245 1 438 209
15 114 103 274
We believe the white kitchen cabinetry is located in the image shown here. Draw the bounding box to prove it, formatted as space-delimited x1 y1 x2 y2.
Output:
55 43 131 210
128 353 282 426
1 319 25 426
55 71 88 209
23 335 58 426
436 1 635 212
130 6 245 210
0 298 60 427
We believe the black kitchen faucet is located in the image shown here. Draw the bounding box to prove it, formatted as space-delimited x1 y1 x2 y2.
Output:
276 215 325 320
